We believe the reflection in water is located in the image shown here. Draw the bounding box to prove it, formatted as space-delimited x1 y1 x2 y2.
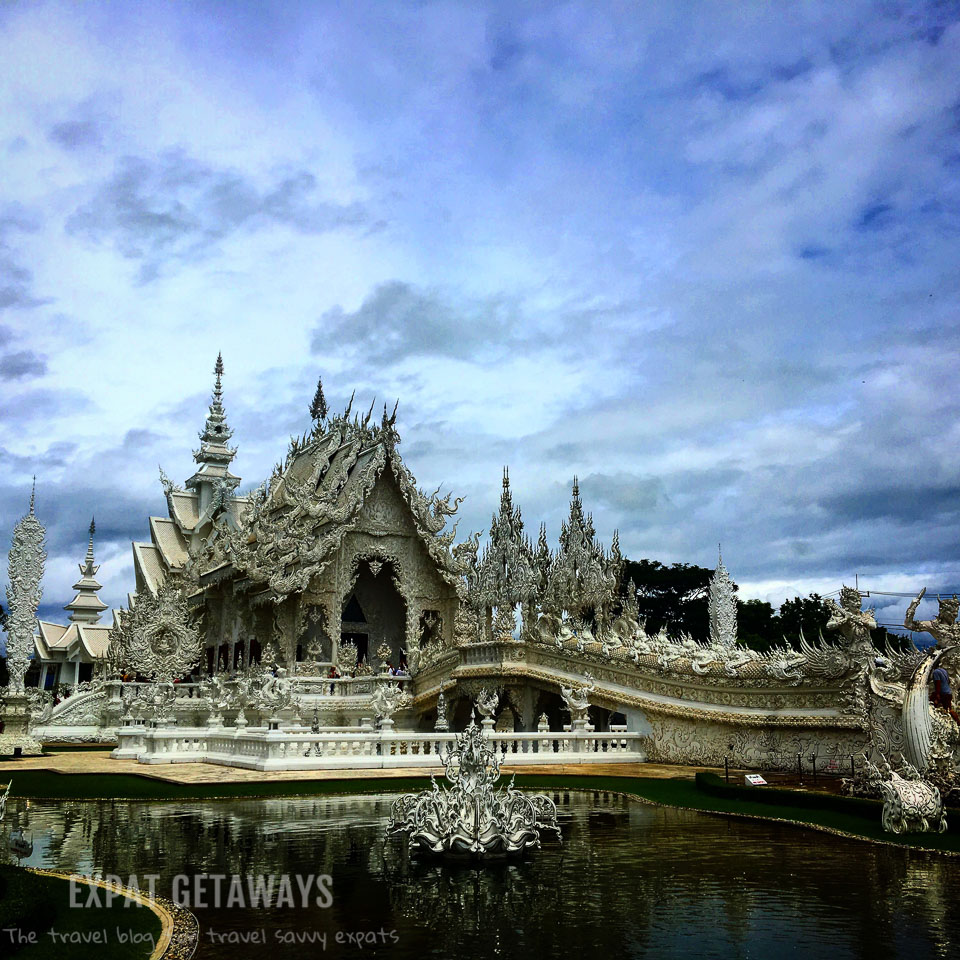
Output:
5 791 959 959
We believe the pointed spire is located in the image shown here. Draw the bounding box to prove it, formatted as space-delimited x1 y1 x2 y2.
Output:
64 517 108 624
29 475 36 514
708 544 737 647
214 351 224 397
85 517 96 563
310 375 328 424
193 352 235 465
187 352 240 500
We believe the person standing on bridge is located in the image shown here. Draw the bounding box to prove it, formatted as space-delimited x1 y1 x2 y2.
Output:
932 664 959 725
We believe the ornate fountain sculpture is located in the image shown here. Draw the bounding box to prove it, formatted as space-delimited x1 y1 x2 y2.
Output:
388 716 560 858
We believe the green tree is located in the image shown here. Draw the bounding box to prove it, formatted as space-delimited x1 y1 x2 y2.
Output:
737 598 780 652
621 559 713 637
777 594 832 646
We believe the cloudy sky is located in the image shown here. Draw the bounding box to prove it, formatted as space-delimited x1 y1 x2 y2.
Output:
2 0 959 632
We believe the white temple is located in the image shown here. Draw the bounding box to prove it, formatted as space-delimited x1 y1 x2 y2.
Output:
4 355 958 801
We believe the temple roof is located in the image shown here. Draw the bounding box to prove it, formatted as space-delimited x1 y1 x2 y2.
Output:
132 541 165 595
190 395 464 600
149 516 189 569
35 620 112 661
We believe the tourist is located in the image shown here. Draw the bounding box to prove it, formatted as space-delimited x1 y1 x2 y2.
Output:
933 665 959 724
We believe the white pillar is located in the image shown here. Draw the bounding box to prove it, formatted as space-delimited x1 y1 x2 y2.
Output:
39 664 49 689
72 660 80 685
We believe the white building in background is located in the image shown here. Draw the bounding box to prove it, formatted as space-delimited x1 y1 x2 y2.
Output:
33 519 116 689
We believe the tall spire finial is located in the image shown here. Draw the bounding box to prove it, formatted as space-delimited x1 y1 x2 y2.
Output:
29 476 36 514
709 546 737 647
86 517 96 563
187 352 240 501
65 516 107 624
310 375 328 425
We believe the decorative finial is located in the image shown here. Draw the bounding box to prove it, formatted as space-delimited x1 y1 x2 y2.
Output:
29 476 36 514
572 475 580 498
310 375 328 423
86 517 96 563
502 466 510 490
212 352 224 400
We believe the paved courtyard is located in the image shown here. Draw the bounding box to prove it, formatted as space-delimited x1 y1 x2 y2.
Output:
1 749 718 784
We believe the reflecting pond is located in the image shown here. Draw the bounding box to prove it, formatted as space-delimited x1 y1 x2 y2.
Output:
4 791 958 959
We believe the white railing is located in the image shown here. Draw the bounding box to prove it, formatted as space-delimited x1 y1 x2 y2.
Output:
113 723 647 771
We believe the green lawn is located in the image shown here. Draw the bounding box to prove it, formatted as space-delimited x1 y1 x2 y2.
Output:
0 865 162 960
513 772 960 853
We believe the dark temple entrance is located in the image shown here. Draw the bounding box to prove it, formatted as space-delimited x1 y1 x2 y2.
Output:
341 559 406 670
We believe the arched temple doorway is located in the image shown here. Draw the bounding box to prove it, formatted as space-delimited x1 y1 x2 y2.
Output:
342 558 406 670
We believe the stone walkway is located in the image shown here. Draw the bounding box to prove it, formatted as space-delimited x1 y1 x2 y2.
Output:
1 749 720 784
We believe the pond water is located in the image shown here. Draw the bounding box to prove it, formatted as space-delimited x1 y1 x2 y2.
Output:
4 790 958 959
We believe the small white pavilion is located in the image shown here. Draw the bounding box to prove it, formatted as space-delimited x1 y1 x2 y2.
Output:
34 519 115 689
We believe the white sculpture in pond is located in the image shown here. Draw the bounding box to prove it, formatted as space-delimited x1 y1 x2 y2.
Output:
388 718 560 857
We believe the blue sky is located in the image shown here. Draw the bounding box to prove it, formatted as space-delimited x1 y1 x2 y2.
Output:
2 0 960 632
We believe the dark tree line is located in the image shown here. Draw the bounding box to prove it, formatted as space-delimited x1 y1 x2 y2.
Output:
620 558 910 652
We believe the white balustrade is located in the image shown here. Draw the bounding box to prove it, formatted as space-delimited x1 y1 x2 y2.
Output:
113 724 646 771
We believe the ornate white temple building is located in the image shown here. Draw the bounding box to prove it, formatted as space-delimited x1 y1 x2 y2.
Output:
7 355 958 793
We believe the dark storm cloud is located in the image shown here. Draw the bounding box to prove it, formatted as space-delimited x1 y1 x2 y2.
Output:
49 118 103 150
66 151 369 282
0 255 49 310
0 349 47 380
3 388 91 424
0 203 50 313
312 281 520 363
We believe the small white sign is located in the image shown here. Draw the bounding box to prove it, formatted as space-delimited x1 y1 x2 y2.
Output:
745 774 767 786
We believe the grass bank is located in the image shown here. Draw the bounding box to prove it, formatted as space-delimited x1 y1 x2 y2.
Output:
0 864 162 960
514 772 960 854
4 767 959 854
2 768 435 800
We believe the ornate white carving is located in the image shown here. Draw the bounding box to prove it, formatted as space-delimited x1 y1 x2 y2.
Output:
4 487 46 694
708 548 737 647
387 719 560 856
111 575 202 681
560 673 595 721
371 682 410 722
434 691 449 731
475 688 499 720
